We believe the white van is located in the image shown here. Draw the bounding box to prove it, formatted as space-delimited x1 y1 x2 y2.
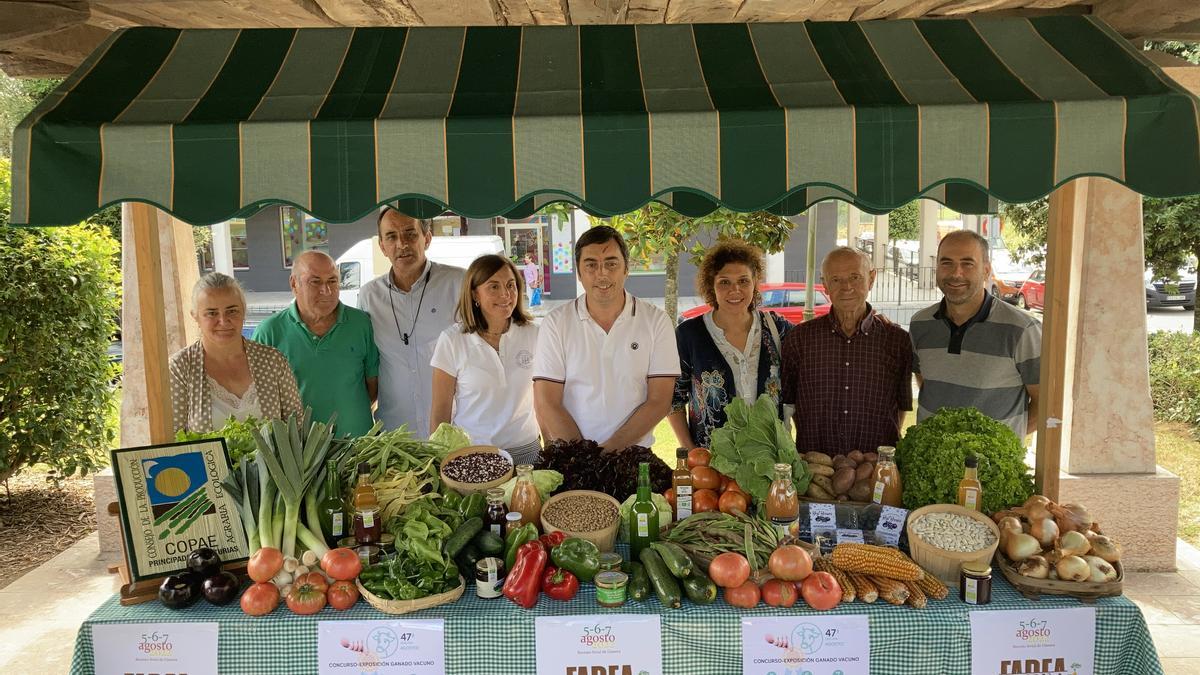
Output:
336 235 504 308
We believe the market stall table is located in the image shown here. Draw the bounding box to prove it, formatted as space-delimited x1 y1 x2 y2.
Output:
70 575 1161 674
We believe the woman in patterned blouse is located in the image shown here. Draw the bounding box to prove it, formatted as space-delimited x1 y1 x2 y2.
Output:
169 272 302 433
668 240 791 450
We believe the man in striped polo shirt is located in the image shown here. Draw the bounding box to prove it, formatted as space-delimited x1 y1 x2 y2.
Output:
909 230 1042 440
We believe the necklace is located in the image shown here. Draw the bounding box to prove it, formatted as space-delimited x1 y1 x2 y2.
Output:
387 266 432 346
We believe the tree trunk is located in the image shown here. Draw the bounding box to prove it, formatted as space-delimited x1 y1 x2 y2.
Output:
665 247 679 322
1193 245 1200 334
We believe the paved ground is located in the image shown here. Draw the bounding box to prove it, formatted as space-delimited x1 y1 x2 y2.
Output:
9 534 1200 674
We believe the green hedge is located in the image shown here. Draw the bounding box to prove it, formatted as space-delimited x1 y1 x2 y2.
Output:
0 224 120 482
1148 331 1200 431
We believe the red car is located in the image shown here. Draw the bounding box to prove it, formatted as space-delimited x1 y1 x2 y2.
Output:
679 283 832 324
1017 270 1046 311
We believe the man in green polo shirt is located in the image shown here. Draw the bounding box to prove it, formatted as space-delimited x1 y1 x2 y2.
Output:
252 250 379 437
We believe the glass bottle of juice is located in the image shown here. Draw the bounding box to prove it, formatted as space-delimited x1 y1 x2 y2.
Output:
957 455 983 511
672 448 693 521
871 446 903 507
630 462 659 560
317 459 347 548
351 461 381 545
765 463 799 540
484 487 509 536
510 464 542 529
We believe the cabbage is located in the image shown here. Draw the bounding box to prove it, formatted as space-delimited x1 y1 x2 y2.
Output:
500 470 564 504
428 423 471 454
618 493 672 543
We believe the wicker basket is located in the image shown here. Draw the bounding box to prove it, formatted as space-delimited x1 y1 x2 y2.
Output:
357 576 465 615
439 445 514 496
540 490 621 552
995 553 1123 603
906 504 1001 585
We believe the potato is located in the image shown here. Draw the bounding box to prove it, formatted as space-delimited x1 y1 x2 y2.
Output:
848 478 873 502
832 467 857 495
803 451 834 466
847 449 864 464
806 482 834 500
809 463 835 477
837 494 850 502
812 474 835 494
862 452 878 463
833 456 855 470
855 461 875 481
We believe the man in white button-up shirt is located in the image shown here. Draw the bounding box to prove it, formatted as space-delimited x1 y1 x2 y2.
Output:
533 226 680 450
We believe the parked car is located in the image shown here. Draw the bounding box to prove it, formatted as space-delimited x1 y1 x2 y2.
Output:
1017 270 1046 311
678 283 832 324
991 272 1025 304
1146 269 1197 310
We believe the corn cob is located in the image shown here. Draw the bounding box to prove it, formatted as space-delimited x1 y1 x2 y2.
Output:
814 557 856 603
904 580 928 609
848 573 878 603
831 544 924 581
870 575 910 605
914 572 949 600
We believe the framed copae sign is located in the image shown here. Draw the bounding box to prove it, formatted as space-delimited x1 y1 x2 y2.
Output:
111 439 250 581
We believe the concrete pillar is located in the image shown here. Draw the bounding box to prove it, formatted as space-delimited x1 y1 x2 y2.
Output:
872 214 889 269
764 250 785 283
962 214 979 233
211 220 234 275
846 204 861 250
1043 178 1179 571
918 200 940 287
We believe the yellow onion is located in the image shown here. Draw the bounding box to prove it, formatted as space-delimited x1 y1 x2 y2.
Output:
1056 555 1090 582
1058 530 1091 558
1017 555 1050 579
1086 534 1122 563
1005 533 1041 562
1030 517 1060 549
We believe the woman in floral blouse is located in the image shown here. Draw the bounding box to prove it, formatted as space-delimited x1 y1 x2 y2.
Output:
669 240 790 450
169 273 302 433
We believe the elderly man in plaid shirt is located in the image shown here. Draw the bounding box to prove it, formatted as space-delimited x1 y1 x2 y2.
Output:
780 247 913 456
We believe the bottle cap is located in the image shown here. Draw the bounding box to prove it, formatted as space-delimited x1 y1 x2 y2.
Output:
676 448 688 459
357 461 371 474
965 455 978 468
505 512 522 523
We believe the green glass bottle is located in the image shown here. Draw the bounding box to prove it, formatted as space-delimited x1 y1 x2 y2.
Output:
629 462 659 560
317 459 346 548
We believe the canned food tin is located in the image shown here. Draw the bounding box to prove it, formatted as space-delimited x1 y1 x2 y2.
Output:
337 536 358 549
598 553 623 573
476 557 506 599
356 545 381 567
378 533 396 554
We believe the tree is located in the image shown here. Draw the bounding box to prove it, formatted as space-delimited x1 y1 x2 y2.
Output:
887 202 919 240
607 203 791 319
0 73 60 158
999 199 1049 267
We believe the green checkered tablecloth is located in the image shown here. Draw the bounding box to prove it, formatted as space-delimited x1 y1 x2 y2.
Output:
70 575 1160 674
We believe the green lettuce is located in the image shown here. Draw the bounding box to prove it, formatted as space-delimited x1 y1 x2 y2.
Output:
428 423 472 454
500 469 564 504
709 395 811 503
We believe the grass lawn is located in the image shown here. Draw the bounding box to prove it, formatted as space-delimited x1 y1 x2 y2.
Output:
1154 421 1200 548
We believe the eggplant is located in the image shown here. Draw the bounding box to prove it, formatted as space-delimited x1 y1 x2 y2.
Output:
158 573 202 609
202 571 241 605
186 547 222 578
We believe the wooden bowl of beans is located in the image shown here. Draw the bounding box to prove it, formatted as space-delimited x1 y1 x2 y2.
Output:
439 445 514 496
540 490 621 552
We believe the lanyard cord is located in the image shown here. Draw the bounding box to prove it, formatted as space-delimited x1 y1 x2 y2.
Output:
387 266 432 346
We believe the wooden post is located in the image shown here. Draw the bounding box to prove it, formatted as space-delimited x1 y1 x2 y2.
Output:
127 202 173 444
1035 181 1083 501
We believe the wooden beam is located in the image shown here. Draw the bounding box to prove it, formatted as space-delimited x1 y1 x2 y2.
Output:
127 203 174 445
0 1 89 42
1035 180 1084 502
1095 0 1200 40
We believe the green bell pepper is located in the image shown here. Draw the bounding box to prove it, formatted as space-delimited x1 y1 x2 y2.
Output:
504 523 539 570
550 537 601 583
440 488 462 511
459 491 487 519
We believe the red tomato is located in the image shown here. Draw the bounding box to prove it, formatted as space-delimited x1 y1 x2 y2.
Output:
761 579 798 607
724 580 761 609
718 490 749 515
768 545 813 582
327 580 359 611
240 582 279 616
663 487 676 510
691 466 722 490
321 548 363 581
693 489 719 513
708 552 752 588
724 479 747 496
296 571 329 594
687 447 711 469
800 571 842 611
247 547 284 584
286 581 328 615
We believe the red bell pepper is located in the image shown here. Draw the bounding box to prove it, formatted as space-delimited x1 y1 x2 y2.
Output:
542 565 579 602
502 541 548 609
539 531 567 550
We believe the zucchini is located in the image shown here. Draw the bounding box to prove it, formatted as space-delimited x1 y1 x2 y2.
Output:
680 570 718 605
650 541 693 578
444 517 483 558
639 548 682 609
474 530 504 557
624 561 651 602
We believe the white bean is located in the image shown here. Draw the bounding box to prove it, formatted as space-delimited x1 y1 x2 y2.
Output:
912 513 996 552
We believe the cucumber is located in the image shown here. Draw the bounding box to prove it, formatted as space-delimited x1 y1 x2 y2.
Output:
624 561 651 602
444 517 483 558
680 570 717 605
638 549 682 609
650 542 693 578
474 530 504 557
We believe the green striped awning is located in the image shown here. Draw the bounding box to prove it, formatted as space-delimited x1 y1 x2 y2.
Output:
10 17 1200 226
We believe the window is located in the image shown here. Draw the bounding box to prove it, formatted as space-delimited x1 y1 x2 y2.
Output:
340 262 361 290
762 290 785 307
280 207 328 268
787 289 828 306
230 219 249 269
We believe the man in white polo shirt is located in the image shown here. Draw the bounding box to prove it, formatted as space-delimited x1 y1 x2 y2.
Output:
533 226 680 450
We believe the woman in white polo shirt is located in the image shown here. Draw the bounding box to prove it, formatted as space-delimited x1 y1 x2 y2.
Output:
430 254 541 465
